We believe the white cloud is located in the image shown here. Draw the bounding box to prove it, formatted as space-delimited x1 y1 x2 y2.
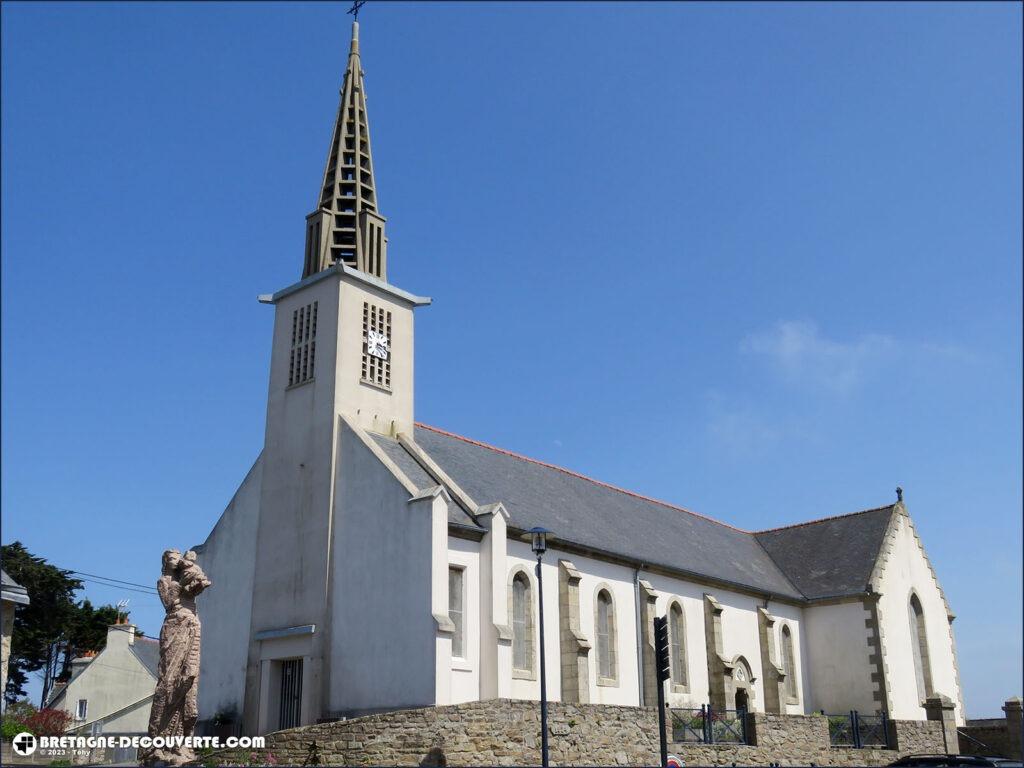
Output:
741 320 897 395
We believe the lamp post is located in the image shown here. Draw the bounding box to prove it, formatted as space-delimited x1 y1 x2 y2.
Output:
525 527 551 768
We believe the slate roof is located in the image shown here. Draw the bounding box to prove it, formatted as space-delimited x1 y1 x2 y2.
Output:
403 427 806 598
370 433 481 527
130 636 161 678
755 506 897 600
1 568 30 605
370 424 896 603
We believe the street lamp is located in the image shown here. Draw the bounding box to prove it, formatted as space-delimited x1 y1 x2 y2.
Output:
524 526 551 768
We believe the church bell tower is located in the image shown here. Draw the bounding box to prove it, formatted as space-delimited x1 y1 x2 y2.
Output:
244 19 430 733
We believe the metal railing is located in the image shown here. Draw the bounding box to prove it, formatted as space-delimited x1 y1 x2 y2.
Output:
671 705 748 744
823 710 890 749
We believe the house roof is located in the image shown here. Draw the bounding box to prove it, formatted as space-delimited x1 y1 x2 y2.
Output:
1 568 30 605
754 505 897 600
369 424 898 603
130 636 160 678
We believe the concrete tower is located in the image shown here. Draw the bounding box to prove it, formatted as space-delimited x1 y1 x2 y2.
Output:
242 20 430 731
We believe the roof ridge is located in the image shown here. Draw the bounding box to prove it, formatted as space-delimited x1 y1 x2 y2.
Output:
753 504 896 535
415 422 752 534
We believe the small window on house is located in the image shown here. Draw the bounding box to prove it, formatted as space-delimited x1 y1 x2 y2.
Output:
449 566 465 659
288 301 318 387
361 301 392 389
669 601 687 687
511 572 534 675
781 624 798 701
596 589 617 683
76 699 88 721
909 593 933 701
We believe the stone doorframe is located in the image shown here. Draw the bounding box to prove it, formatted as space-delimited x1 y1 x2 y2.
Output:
704 594 758 712
731 655 756 711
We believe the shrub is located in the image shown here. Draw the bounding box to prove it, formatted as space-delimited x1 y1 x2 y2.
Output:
24 708 74 736
2 699 37 738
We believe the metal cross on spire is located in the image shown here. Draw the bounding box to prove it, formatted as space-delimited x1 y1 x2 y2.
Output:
347 1 367 20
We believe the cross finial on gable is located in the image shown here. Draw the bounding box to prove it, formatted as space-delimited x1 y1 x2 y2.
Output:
896 486 903 502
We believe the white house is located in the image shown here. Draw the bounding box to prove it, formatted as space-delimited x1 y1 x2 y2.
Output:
194 21 965 736
49 623 158 736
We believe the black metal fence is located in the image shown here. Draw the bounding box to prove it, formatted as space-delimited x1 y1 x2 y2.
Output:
823 710 890 749
671 705 748 745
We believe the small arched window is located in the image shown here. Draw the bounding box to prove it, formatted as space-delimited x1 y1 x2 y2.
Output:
909 593 933 701
781 624 798 700
596 589 617 684
511 572 534 675
669 601 687 686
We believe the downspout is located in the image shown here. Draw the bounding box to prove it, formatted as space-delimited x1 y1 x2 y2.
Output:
634 567 645 707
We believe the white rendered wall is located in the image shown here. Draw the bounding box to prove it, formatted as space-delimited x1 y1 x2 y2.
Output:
506 541 562 703
496 542 811 712
769 600 811 714
574 555 640 706
250 276 342 639
717 589 767 711
328 421 436 716
645 575 711 710
447 537 481 704
804 600 878 714
877 514 963 723
196 456 262 724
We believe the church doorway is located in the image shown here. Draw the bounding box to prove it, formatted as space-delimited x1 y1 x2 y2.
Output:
731 655 754 713
278 659 303 730
735 687 749 712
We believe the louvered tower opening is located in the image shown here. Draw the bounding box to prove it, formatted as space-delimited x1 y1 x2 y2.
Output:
304 21 387 281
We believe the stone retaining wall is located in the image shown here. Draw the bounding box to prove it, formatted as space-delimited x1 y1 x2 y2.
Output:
958 698 1022 760
211 700 945 767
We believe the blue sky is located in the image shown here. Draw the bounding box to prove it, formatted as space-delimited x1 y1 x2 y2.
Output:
2 2 1020 716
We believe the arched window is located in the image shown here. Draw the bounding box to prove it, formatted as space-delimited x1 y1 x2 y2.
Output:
909 593 933 701
596 588 617 684
511 571 534 676
781 625 798 701
669 601 687 687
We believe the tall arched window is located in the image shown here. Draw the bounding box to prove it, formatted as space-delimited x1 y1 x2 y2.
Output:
596 588 617 684
781 624 798 701
669 601 687 687
909 593 933 701
511 571 534 676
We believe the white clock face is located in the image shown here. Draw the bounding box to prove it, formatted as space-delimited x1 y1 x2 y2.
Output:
367 329 390 361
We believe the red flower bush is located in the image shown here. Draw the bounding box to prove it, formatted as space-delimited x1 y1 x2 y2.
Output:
23 708 73 736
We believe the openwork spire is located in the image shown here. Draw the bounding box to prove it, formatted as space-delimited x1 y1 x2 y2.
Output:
303 21 388 280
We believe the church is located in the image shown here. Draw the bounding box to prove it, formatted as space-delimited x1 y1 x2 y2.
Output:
194 21 965 737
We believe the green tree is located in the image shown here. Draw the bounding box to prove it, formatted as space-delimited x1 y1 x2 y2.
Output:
1 542 132 706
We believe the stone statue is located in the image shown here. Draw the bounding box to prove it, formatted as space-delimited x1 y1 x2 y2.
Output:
140 548 211 766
